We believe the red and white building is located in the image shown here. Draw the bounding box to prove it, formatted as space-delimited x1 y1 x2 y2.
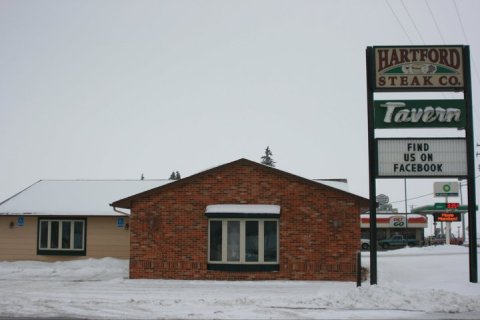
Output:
360 213 428 242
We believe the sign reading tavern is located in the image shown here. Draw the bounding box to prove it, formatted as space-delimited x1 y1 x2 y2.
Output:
374 99 466 128
374 46 464 90
376 138 467 177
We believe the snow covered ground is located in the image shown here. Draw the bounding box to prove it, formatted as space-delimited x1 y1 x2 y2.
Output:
0 246 479 319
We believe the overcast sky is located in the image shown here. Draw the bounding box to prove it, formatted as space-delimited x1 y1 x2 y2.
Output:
1 0 479 234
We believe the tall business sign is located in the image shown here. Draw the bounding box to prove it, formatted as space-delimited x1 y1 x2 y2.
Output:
366 45 477 284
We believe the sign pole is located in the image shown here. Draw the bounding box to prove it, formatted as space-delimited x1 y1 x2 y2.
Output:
366 47 377 285
463 46 478 283
445 195 450 245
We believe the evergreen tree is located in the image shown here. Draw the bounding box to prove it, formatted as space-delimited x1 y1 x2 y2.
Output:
169 171 181 180
260 146 276 167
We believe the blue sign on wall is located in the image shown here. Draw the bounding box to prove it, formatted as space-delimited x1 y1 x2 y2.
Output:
116 217 125 228
17 216 25 227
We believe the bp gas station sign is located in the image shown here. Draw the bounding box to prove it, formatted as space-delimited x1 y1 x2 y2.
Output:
433 182 460 197
366 45 477 284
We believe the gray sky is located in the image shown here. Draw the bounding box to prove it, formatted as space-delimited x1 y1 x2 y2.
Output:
1 0 479 234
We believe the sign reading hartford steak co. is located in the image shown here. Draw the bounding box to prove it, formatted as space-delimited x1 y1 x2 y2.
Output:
376 138 467 177
374 46 464 90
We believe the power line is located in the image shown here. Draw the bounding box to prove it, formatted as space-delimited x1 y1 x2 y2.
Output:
389 175 480 205
390 192 433 204
384 0 480 146
401 0 425 44
425 0 446 44
452 0 480 84
451 0 480 143
385 0 413 44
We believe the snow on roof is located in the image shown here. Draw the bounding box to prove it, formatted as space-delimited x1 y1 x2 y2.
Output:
0 180 171 216
205 204 281 215
0 175 350 217
312 179 349 192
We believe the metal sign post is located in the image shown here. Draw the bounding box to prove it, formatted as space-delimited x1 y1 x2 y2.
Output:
366 47 378 285
463 47 477 283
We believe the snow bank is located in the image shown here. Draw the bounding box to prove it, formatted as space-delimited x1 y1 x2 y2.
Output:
0 247 479 319
0 257 127 281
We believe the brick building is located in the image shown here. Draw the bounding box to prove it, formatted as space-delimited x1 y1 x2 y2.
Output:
111 159 369 281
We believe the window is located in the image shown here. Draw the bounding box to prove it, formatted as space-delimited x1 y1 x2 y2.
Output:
38 218 86 256
264 221 278 262
227 221 240 261
245 221 258 262
209 221 222 261
208 219 279 266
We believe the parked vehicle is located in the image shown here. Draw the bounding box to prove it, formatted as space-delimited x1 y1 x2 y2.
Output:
378 235 419 249
427 235 445 245
361 238 370 250
426 234 464 246
449 236 464 245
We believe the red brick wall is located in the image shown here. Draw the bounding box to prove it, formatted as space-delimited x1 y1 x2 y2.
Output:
129 160 367 281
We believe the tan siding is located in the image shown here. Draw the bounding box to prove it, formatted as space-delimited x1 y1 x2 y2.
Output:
0 216 130 261
87 217 130 259
0 216 38 260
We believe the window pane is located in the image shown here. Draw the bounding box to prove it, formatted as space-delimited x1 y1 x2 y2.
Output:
227 221 240 261
62 221 71 249
264 221 277 262
209 221 222 261
50 221 59 249
245 221 258 262
40 221 49 249
73 221 84 249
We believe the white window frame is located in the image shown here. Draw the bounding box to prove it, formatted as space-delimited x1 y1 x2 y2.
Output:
38 219 85 252
208 219 279 264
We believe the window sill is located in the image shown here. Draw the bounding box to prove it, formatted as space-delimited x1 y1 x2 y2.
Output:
37 250 86 256
207 263 279 272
